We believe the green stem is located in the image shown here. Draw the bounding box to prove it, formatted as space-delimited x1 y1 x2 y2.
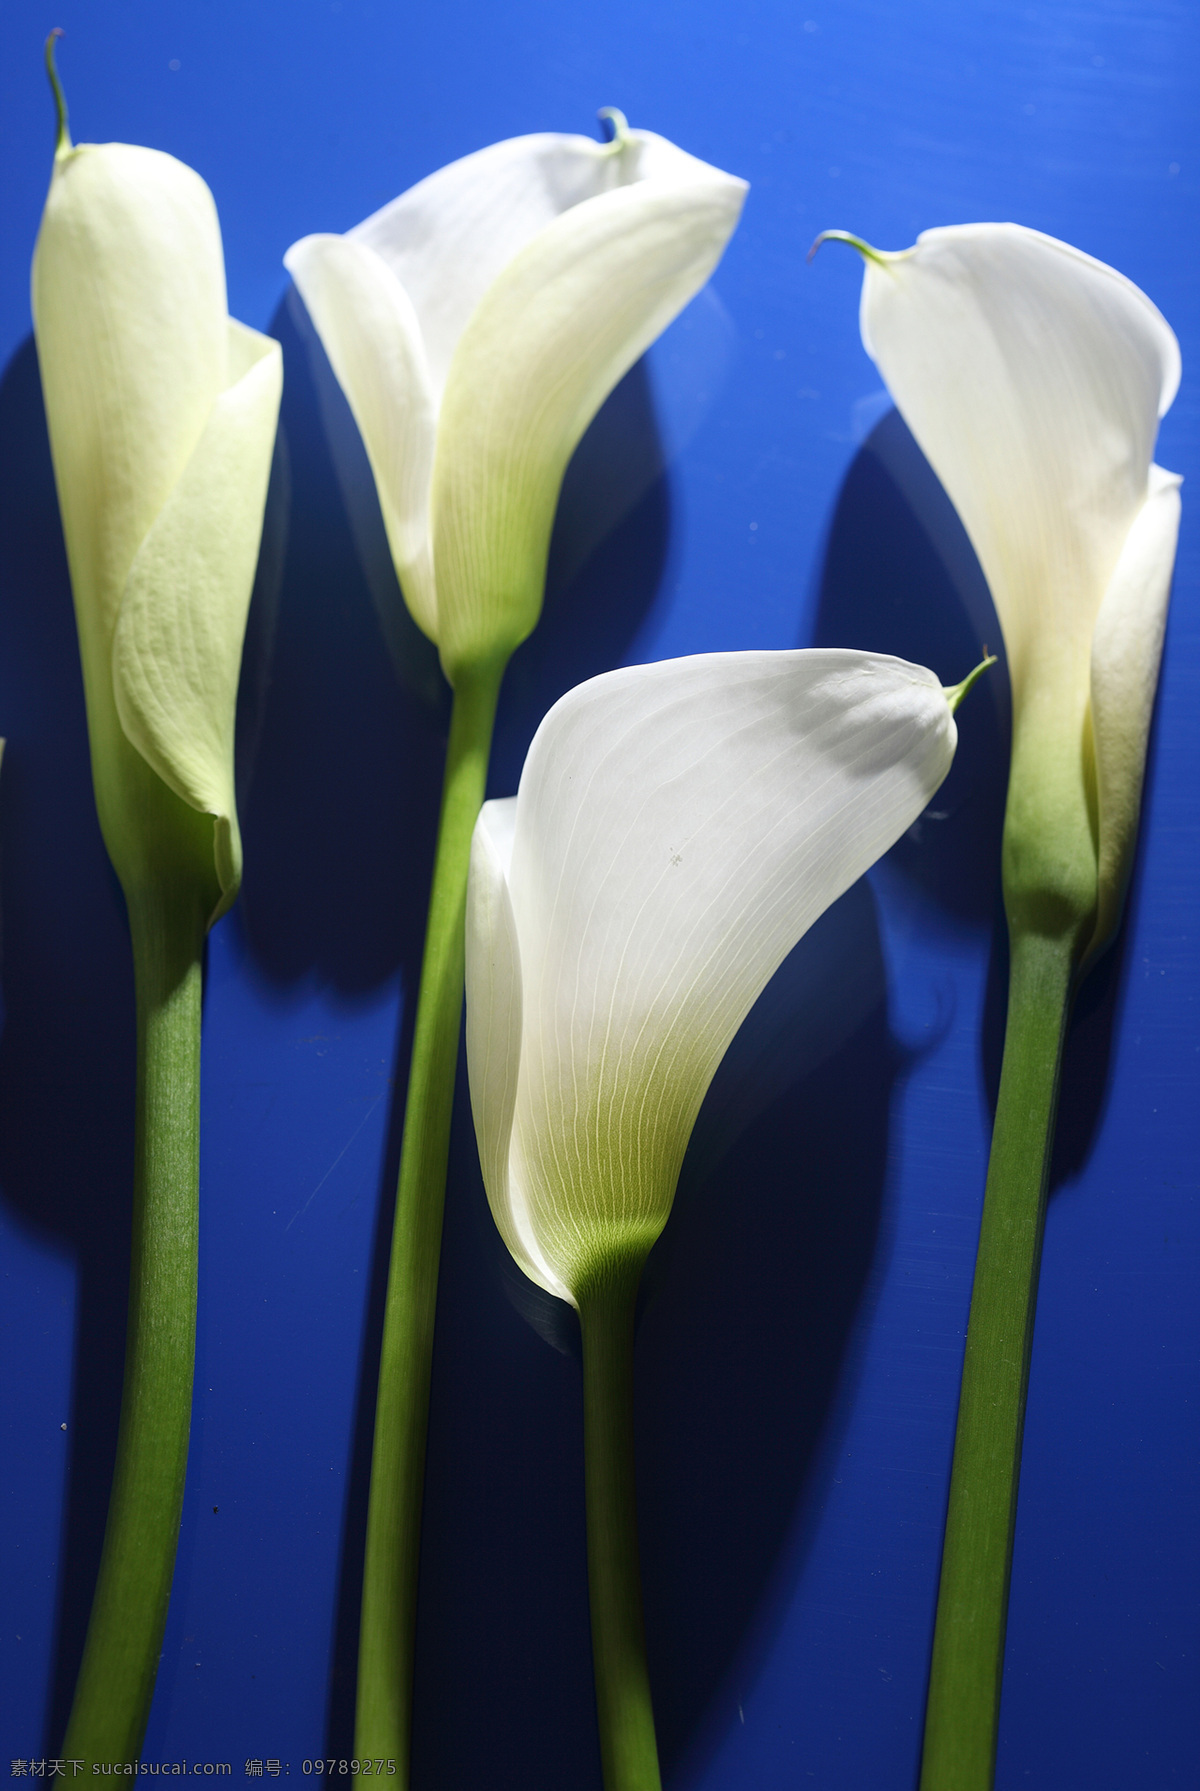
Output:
355 662 504 1764
62 883 207 1763
578 1267 662 1791
919 928 1074 1791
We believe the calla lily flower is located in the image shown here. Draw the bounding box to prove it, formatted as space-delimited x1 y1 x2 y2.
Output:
464 646 967 1788
284 116 747 683
30 41 281 1762
833 222 1181 960
33 98 282 919
466 648 962 1304
817 221 1182 1791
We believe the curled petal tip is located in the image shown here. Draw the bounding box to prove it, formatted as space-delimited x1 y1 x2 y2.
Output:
597 106 631 150
45 28 71 157
944 654 998 714
808 228 891 267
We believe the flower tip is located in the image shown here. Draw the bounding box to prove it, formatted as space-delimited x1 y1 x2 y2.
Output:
44 27 71 157
597 105 631 151
943 653 998 715
807 228 890 268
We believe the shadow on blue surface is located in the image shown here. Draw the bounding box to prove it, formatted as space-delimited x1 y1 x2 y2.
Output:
811 406 1010 928
815 407 1134 1193
235 299 446 996
640 882 899 1778
0 336 139 1752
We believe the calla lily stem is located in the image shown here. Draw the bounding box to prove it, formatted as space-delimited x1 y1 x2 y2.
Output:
62 885 207 1762
578 1264 662 1791
356 662 505 1763
919 927 1074 1791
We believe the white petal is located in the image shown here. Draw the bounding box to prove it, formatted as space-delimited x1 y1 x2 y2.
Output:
1087 465 1182 958
478 649 956 1297
284 233 439 639
859 224 1180 697
465 800 572 1303
350 129 721 400
32 139 275 917
112 322 282 917
431 171 747 678
32 142 228 667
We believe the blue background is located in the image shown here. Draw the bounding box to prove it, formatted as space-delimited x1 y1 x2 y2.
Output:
1 1 1196 1782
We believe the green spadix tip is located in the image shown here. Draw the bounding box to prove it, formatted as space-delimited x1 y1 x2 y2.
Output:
598 106 631 150
944 654 998 714
45 28 71 157
808 228 890 267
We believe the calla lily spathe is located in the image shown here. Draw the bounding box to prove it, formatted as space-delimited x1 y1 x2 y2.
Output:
285 120 747 684
465 649 961 1305
33 129 281 920
843 223 1181 959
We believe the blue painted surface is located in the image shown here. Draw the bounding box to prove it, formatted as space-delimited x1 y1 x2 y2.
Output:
0 1 1196 1782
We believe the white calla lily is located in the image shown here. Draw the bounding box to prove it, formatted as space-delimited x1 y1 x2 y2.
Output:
840 222 1180 959
285 117 747 682
465 646 968 1788
466 648 962 1306
819 222 1183 1790
29 44 281 1761
33 114 281 919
